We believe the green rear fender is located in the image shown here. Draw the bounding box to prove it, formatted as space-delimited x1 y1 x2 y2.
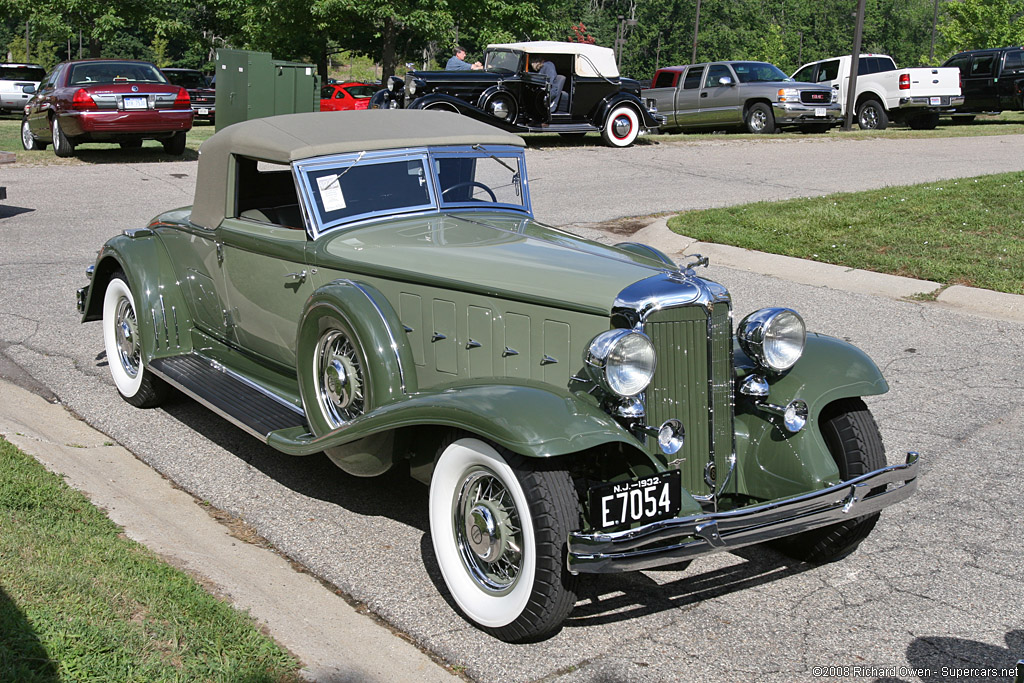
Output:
80 232 195 360
733 332 889 500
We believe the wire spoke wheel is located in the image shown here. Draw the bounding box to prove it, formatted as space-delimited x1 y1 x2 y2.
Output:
113 296 141 379
455 468 524 594
313 328 366 427
429 437 580 641
101 273 166 407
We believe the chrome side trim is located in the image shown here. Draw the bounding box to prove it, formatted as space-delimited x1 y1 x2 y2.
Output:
568 452 921 574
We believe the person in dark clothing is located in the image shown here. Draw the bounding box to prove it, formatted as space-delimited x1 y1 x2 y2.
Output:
532 57 566 112
446 46 482 71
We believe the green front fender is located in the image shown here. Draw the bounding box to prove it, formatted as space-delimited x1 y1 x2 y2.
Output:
732 332 889 500
268 381 642 459
80 230 195 360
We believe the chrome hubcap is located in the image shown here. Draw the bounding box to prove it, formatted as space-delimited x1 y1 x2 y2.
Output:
861 108 877 128
613 115 632 138
465 502 502 561
314 329 365 427
454 469 522 593
21 121 32 148
114 297 140 378
751 111 767 130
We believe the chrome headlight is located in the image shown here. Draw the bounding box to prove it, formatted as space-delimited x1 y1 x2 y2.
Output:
584 329 656 397
387 76 403 92
737 308 806 372
408 80 418 96
777 87 800 102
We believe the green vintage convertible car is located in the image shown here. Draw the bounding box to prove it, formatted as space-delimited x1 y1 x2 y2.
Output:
77 110 919 642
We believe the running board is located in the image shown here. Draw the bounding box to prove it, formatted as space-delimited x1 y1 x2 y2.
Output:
149 354 307 442
522 122 598 133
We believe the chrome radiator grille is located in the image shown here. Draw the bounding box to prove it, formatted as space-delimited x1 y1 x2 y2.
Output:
643 303 733 496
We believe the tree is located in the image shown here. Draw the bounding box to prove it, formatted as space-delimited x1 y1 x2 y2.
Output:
312 0 453 81
939 0 1024 55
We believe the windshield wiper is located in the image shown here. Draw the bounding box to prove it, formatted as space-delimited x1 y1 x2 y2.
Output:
471 144 521 197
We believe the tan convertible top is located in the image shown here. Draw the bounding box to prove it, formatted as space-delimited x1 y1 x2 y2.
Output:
487 41 619 79
191 110 525 229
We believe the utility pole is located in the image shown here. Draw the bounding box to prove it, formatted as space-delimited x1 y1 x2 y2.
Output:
692 0 702 64
843 0 866 131
25 21 30 62
930 0 939 62
615 13 637 72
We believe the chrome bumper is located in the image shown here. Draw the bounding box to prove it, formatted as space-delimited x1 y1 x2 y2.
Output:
898 95 965 109
568 451 920 574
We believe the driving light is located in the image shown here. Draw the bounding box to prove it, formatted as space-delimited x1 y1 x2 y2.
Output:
737 308 806 372
584 329 656 397
657 419 685 455
783 400 808 433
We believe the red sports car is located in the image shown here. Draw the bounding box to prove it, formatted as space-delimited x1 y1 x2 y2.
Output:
319 82 376 111
21 59 194 157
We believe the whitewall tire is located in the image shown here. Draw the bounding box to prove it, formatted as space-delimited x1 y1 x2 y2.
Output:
601 105 640 147
102 273 166 407
428 437 579 642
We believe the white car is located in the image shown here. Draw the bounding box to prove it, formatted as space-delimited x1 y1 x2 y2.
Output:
0 63 45 114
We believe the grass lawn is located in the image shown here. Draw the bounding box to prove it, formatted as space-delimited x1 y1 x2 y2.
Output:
667 171 1024 295
0 436 302 682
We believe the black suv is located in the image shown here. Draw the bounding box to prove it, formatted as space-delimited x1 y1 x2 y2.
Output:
942 47 1024 116
161 68 216 122
370 41 662 147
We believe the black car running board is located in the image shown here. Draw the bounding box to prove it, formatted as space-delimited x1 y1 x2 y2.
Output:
149 354 307 442
521 123 598 133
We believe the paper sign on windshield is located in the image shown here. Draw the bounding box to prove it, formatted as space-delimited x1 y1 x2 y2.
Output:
317 175 347 212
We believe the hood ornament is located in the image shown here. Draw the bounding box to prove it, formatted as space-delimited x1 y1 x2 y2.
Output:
669 253 709 281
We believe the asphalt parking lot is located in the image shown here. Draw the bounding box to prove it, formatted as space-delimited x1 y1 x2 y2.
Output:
1 132 1023 681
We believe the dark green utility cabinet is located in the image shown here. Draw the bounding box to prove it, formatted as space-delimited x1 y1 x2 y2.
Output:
215 49 320 131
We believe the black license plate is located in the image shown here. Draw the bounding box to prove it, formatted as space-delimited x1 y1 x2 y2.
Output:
588 470 682 530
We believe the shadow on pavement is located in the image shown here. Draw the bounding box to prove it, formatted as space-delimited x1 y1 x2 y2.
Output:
566 545 809 629
0 205 34 219
157 392 430 532
0 586 59 681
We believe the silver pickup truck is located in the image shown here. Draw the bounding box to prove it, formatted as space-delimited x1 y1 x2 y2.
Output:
643 61 840 134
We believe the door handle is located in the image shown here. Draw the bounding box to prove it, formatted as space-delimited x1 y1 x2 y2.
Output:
701 92 708 97
285 270 307 282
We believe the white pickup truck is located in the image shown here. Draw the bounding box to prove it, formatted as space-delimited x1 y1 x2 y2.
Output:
791 54 963 130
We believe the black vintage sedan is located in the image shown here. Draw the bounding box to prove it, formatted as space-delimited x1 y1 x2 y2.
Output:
371 41 663 147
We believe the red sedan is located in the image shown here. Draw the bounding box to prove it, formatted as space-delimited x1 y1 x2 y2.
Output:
319 82 376 111
21 59 194 157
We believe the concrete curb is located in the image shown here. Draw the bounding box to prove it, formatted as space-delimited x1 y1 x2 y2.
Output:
632 217 1024 324
0 379 457 683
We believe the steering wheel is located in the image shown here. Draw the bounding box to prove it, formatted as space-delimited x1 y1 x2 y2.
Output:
441 181 497 203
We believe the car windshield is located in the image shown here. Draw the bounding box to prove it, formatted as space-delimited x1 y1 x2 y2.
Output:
344 85 376 98
435 148 527 211
68 62 168 85
295 146 530 235
731 62 790 83
164 70 208 89
485 50 521 73
0 65 45 81
298 154 435 233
